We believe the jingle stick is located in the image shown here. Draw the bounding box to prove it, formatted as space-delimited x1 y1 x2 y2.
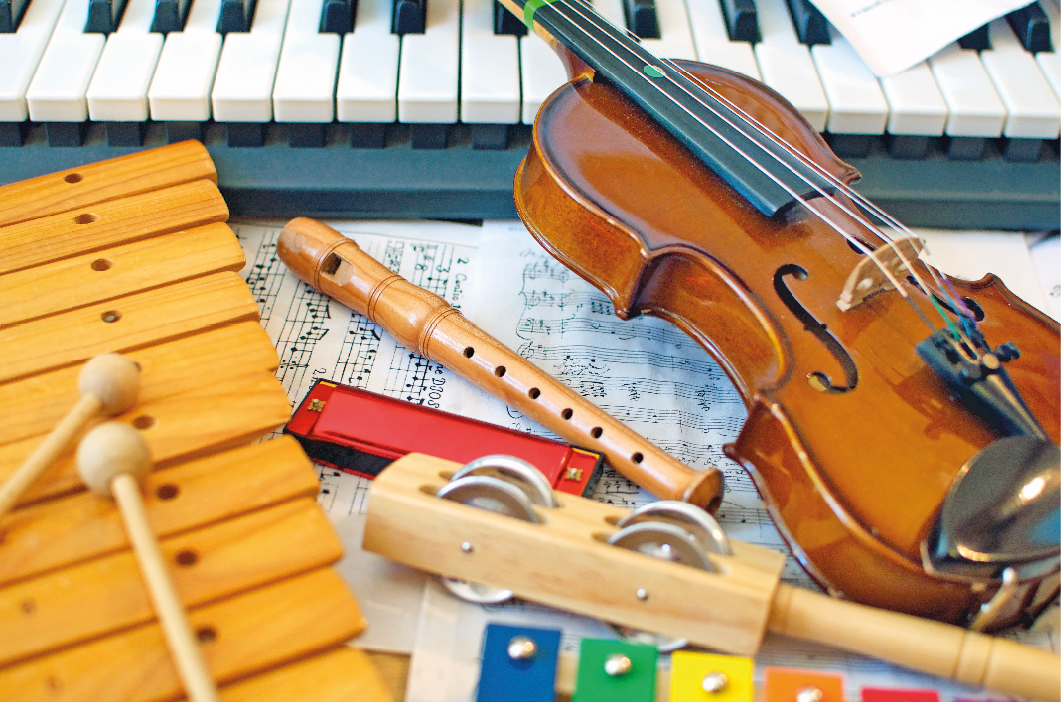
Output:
77 422 219 702
0 353 139 517
277 217 724 511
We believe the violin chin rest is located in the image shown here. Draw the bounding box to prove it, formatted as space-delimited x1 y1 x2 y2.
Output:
921 435 1060 583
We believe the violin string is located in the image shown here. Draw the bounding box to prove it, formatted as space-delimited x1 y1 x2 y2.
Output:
541 0 944 333
655 59 980 338
655 59 976 342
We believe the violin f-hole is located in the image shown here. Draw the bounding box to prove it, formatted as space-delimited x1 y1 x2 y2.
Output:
774 264 858 394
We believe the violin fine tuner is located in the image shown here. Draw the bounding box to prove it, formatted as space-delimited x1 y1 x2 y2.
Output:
364 453 1061 702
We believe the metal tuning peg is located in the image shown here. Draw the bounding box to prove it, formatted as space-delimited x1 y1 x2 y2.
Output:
436 456 555 604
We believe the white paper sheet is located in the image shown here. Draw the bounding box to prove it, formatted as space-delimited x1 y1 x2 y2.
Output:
810 0 1032 75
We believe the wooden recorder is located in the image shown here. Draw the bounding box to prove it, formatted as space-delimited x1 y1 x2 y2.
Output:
364 452 1061 702
0 144 392 701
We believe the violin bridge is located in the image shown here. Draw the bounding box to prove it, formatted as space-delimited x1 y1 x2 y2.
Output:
837 237 924 312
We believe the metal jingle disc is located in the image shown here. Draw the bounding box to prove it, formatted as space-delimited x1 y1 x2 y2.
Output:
607 521 716 572
616 501 732 556
440 577 514 604
453 455 558 507
436 475 540 523
435 474 541 605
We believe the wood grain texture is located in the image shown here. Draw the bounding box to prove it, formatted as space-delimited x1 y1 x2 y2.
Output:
0 568 365 702
223 649 394 702
0 141 216 229
364 453 783 656
0 272 260 383
0 437 316 587
0 372 293 508
0 322 277 447
0 499 342 665
278 216 724 511
0 223 245 328
0 179 228 276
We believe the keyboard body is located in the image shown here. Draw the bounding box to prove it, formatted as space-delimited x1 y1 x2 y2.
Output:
1 0 1058 229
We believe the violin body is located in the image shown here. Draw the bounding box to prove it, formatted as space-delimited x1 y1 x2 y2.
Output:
514 58 1061 628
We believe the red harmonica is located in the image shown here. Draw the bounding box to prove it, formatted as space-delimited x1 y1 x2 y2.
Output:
286 380 605 497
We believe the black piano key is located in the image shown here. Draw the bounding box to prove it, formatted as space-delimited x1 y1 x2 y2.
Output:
1003 137 1044 162
151 0 193 32
1006 2 1052 53
623 0 659 39
85 0 129 33
958 24 990 50
947 136 986 160
0 0 31 32
493 0 525 36
0 121 28 146
217 0 256 32
786 0 828 45
46 122 88 147
391 0 424 34
886 134 932 160
719 0 760 43
320 0 354 33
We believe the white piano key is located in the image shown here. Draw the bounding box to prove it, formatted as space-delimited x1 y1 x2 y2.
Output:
683 0 761 79
212 0 291 121
397 0 459 123
641 0 696 60
86 0 164 122
928 43 1006 137
26 0 106 121
273 0 339 122
753 0 828 131
878 61 947 136
460 0 519 123
148 0 224 120
811 32 888 134
0 0 65 121
1036 0 1059 99
519 33 567 124
981 19 1060 138
336 0 399 122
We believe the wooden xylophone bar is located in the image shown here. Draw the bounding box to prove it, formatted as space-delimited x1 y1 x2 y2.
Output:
0 142 393 701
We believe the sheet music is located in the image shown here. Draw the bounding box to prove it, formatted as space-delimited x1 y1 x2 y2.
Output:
810 0 1031 75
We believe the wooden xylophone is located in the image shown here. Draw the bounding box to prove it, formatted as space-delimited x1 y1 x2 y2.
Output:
0 142 391 701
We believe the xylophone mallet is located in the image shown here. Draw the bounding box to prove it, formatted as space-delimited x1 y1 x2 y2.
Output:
77 422 219 702
0 353 140 517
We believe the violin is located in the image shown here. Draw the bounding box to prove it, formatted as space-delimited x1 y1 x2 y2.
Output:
498 0 1061 631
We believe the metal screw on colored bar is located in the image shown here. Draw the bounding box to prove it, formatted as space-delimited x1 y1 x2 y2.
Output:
508 636 538 660
797 687 824 702
604 654 633 677
703 671 729 693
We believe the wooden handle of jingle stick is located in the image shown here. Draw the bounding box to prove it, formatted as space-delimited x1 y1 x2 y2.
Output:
77 423 219 702
278 217 723 511
0 353 139 517
769 584 1060 702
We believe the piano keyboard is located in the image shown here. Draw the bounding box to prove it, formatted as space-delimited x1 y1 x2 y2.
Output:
0 0 1058 228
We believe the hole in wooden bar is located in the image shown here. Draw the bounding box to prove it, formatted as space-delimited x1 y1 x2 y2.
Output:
155 484 180 500
591 427 602 438
561 408 573 420
64 173 83 183
175 549 199 567
603 515 622 526
196 626 217 644
631 452 644 464
322 253 342 276
494 366 506 377
528 387 540 399
90 259 112 271
100 310 121 323
464 347 475 358
73 213 99 225
20 599 36 615
132 415 155 430
419 484 444 498
132 361 142 371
